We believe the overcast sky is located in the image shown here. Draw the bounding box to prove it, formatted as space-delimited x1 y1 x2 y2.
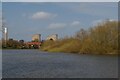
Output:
2 2 118 41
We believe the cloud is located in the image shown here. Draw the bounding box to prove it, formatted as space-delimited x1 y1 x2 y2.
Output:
31 11 57 20
92 19 103 26
107 19 117 22
48 21 80 29
48 23 66 29
71 21 80 26
92 19 117 26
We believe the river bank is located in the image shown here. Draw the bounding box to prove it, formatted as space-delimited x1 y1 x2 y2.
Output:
40 21 118 55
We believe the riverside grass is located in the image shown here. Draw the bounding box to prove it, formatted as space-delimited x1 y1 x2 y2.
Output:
41 21 119 55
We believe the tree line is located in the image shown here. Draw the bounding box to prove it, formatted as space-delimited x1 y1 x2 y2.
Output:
41 20 119 55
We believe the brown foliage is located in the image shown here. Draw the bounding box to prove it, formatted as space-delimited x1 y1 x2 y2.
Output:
41 21 118 55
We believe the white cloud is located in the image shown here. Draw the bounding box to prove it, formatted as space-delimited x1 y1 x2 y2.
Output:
48 21 80 29
108 19 117 22
92 19 103 26
48 23 66 29
92 19 117 26
71 21 80 26
31 11 57 20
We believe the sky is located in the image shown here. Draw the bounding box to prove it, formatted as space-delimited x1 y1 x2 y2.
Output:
2 2 118 41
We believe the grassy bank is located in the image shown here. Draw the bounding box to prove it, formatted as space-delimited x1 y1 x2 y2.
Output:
41 21 119 55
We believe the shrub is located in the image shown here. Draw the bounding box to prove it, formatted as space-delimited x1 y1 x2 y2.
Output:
41 20 118 55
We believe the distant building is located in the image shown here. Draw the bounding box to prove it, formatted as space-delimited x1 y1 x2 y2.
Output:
46 34 58 41
32 34 41 42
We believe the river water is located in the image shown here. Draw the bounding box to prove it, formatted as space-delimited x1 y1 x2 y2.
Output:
2 49 118 78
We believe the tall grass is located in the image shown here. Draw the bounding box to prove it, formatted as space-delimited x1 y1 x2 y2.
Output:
41 21 118 55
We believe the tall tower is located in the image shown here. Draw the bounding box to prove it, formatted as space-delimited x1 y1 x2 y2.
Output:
3 27 8 47
4 27 8 41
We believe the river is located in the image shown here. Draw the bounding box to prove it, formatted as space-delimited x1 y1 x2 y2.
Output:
2 49 118 78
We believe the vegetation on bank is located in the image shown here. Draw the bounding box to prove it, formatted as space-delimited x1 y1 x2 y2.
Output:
2 39 26 49
1 39 41 49
41 21 119 55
